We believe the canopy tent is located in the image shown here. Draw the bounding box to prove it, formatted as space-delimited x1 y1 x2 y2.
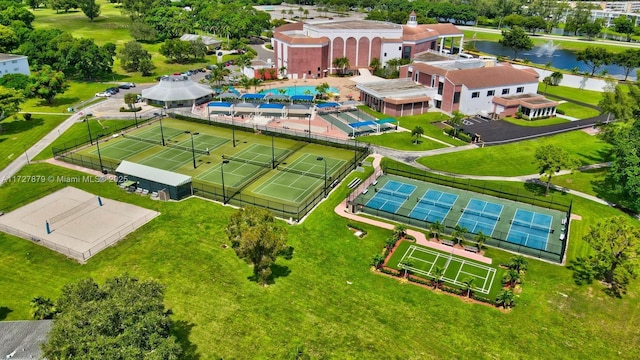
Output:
291 95 314 102
264 94 290 102
218 92 239 100
234 102 257 114
351 121 377 128
240 93 265 101
258 103 286 115
376 118 397 124
316 102 341 109
208 101 233 107
287 104 312 116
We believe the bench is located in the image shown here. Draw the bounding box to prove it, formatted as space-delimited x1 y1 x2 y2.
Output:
151 192 159 199
347 178 361 189
362 188 368 195
560 233 565 241
372 180 378 186
441 240 455 247
141 189 149 196
464 245 480 253
331 179 340 188
561 218 567 225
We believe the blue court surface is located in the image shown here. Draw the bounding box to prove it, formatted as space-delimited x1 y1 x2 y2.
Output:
409 189 458 223
506 209 552 250
457 198 503 236
365 180 416 213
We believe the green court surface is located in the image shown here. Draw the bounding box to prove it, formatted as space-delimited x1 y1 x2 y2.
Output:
388 241 504 297
76 117 357 208
355 174 568 262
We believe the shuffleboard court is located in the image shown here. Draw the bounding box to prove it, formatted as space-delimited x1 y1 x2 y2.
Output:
399 245 496 295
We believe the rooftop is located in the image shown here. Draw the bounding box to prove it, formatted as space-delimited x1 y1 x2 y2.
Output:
309 20 401 30
410 61 539 89
356 78 433 99
141 77 214 102
0 53 27 61
0 320 52 360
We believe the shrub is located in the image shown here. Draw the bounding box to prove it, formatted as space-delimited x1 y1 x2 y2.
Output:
23 113 32 121
405 234 416 241
555 109 565 115
347 223 368 237
119 107 142 113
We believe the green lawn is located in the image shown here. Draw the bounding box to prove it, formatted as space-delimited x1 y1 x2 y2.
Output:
1 163 639 358
538 84 604 106
356 132 447 151
32 118 138 161
0 115 68 170
501 116 570 127
556 102 601 119
418 130 611 176
21 82 112 114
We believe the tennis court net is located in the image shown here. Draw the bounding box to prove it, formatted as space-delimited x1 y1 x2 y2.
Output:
122 133 162 146
223 154 271 168
463 208 500 221
418 198 452 210
511 219 550 232
278 166 324 179
378 188 409 199
167 143 209 155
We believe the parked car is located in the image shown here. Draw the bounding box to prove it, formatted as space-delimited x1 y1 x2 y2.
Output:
95 92 111 97
204 74 211 80
106 87 120 95
119 84 132 89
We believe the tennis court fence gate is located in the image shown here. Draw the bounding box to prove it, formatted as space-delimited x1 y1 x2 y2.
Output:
347 166 572 264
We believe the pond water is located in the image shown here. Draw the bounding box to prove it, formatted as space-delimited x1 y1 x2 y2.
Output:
471 40 637 80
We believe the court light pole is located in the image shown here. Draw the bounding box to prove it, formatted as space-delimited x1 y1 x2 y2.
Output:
185 131 199 169
158 114 166 146
221 159 230 204
271 134 275 169
231 114 236 147
85 115 93 145
316 156 327 198
96 133 104 172
133 106 138 128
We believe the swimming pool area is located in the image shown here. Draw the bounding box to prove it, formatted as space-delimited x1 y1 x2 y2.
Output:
260 86 339 96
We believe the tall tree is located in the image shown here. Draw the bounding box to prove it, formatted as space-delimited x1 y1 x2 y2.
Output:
598 80 637 122
124 92 137 110
499 26 533 59
579 216 640 295
565 2 594 36
509 255 529 274
77 0 100 22
0 85 24 120
535 144 574 195
117 40 154 73
30 296 56 320
550 71 563 85
42 275 183 358
579 20 603 41
461 277 476 298
523 16 547 35
495 289 515 309
332 56 350 75
58 38 115 80
542 76 553 94
576 46 611 76
26 65 69 104
411 126 424 144
0 24 19 53
159 39 191 63
225 206 288 286
613 49 640 81
604 118 640 211
612 16 635 42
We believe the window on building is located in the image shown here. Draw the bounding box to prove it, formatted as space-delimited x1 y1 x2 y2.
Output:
502 88 510 95
487 90 495 96
453 92 461 104
399 47 401 51
384 52 387 57
516 86 524 93
317 67 320 71
472 92 480 98
308 70 311 75
431 77 435 87
12 60 17 63
402 46 411 59
437 82 444 95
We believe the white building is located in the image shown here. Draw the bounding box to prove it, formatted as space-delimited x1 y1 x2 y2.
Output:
0 54 30 77
591 10 640 27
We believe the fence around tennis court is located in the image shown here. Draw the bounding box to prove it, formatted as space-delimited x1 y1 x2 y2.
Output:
0 212 157 262
349 166 572 264
51 114 163 173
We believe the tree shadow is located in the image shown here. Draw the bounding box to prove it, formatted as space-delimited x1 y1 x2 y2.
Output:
0 307 13 320
281 246 295 260
172 320 200 360
246 263 291 285
0 118 45 135
32 97 79 109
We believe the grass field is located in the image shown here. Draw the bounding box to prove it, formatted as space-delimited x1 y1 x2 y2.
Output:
0 115 68 170
0 162 639 358
418 130 611 176
501 116 570 127
556 102 601 119
538 84 604 106
356 132 447 151
21 82 111 114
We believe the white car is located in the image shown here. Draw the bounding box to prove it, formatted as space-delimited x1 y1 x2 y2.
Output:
95 92 111 97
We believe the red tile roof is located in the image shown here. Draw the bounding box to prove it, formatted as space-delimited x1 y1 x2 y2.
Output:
410 63 539 89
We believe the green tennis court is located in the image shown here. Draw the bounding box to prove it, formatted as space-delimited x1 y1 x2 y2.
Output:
222 143 291 167
124 124 185 144
138 147 205 171
196 160 267 189
90 138 158 160
254 154 346 203
164 133 229 154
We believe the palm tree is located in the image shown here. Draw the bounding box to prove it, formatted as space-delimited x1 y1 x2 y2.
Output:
432 266 445 289
303 9 309 19
30 296 56 320
249 77 262 92
239 75 251 93
277 88 287 95
503 269 521 288
258 68 267 81
385 237 397 252
399 260 413 278
209 63 230 87
370 253 385 269
474 231 489 250
393 224 407 240
461 277 476 298
315 82 330 99
449 110 464 137
550 71 563 86
542 76 553 95
411 126 424 144
509 255 529 274
332 56 350 75
451 225 467 246
281 9 286 19
369 57 381 73
495 289 515 309
429 220 444 240
235 54 253 73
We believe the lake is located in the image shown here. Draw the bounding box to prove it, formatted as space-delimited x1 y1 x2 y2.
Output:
470 40 637 80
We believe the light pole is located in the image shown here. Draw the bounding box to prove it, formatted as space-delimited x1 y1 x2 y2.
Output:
86 115 93 145
133 106 138 128
316 156 327 198
231 114 236 147
308 114 311 141
184 131 199 169
96 133 104 172
159 115 166 146
221 159 230 204
271 134 275 169
354 137 358 168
